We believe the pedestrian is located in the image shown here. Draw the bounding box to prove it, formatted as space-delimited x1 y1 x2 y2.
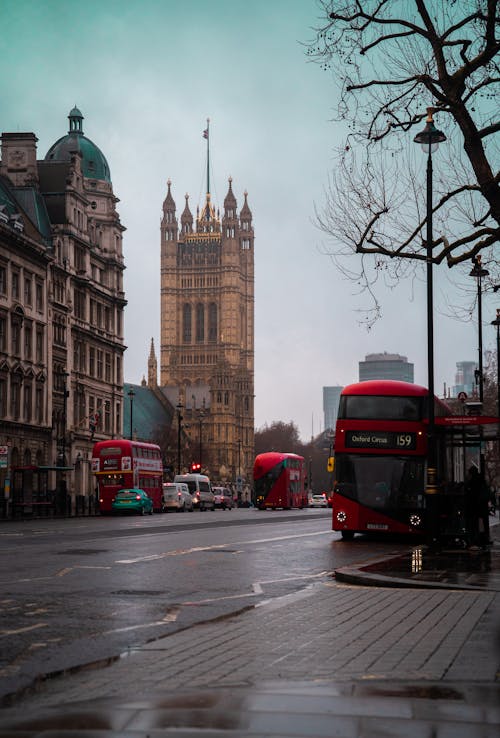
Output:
464 465 481 548
477 472 492 546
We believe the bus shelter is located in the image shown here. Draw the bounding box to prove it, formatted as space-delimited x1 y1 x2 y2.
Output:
435 414 499 543
10 464 74 518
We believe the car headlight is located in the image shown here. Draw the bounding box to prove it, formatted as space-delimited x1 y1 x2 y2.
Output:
409 514 421 527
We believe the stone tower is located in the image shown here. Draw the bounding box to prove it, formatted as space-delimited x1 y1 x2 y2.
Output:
159 155 254 486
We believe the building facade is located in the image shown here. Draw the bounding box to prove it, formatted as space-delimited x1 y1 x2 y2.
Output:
359 352 414 383
452 360 478 398
323 386 343 432
0 108 126 515
158 176 254 487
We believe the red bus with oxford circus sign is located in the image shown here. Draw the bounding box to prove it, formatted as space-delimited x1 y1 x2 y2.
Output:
332 380 453 540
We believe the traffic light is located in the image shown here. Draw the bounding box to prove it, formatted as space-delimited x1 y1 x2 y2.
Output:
327 457 335 473
191 462 201 472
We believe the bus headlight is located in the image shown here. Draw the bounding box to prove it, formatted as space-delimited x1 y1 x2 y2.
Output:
336 511 347 523
409 514 421 527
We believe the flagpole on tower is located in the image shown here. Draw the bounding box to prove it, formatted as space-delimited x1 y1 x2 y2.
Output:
203 118 210 195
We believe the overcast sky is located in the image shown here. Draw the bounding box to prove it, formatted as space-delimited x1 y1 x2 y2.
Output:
2 0 497 440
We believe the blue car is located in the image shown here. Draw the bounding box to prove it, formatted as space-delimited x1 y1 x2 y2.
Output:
111 488 153 515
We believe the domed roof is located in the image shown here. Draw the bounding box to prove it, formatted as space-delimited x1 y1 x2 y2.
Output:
45 107 111 182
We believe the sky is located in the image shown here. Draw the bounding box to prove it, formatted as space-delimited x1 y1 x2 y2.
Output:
1 0 497 441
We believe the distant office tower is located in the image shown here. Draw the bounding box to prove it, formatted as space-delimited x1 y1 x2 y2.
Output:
452 361 477 397
323 386 343 431
359 352 414 382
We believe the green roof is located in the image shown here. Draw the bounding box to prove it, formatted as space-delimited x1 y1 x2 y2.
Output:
45 108 111 182
123 384 174 442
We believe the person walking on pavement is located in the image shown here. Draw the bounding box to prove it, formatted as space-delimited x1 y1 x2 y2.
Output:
465 465 481 548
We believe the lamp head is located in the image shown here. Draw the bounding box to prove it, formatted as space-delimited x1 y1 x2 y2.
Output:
413 107 447 152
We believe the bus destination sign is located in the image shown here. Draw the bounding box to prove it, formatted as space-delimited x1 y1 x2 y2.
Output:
346 431 417 450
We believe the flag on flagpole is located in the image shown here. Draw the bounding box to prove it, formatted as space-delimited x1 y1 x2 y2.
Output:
203 128 208 139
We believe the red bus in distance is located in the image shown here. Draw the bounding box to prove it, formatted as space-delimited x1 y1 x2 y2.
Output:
92 439 163 513
253 452 307 510
332 380 452 540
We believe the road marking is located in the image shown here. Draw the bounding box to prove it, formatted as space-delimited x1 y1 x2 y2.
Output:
0 623 47 637
183 571 329 605
116 531 330 565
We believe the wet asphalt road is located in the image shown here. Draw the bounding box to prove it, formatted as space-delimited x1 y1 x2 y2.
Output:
0 508 412 699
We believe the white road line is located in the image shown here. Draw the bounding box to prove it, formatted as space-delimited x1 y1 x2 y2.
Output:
116 530 330 565
183 571 329 605
0 623 47 637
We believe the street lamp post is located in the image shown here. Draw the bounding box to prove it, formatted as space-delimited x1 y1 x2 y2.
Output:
127 389 135 440
61 371 70 467
176 401 183 475
413 107 446 545
491 303 500 417
469 256 489 405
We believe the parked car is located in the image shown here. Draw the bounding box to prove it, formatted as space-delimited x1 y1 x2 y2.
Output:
174 473 215 511
212 486 233 510
111 488 153 515
309 493 328 508
162 482 194 513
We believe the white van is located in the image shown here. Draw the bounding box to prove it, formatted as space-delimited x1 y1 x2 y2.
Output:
174 473 215 511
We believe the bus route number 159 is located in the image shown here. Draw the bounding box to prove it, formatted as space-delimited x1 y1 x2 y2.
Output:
396 433 415 448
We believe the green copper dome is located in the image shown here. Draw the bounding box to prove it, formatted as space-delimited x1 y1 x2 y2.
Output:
45 107 111 182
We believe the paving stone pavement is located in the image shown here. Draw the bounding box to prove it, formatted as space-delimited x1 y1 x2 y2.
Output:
1 521 499 736
0 567 499 736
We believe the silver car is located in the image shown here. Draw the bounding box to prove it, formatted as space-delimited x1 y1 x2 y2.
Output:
212 486 234 510
162 482 194 513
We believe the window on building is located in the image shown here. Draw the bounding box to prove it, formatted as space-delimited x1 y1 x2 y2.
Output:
196 303 204 343
35 324 44 363
208 303 217 342
0 264 7 296
10 379 21 419
35 281 43 312
24 320 32 359
0 312 6 351
11 316 21 355
105 352 111 382
183 303 192 343
12 271 19 300
0 376 6 418
35 385 43 424
23 383 32 422
24 275 32 305
89 347 95 376
97 350 103 379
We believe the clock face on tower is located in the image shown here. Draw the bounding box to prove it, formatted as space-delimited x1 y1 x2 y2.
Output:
9 149 26 168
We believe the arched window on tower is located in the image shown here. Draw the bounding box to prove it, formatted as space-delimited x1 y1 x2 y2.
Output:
208 303 217 342
196 303 204 343
183 304 192 343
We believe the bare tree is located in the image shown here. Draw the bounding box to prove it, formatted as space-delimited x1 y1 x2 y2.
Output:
307 0 499 322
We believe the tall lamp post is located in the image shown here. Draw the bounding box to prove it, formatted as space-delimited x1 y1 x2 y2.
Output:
127 389 135 440
61 371 70 467
469 256 489 405
491 303 500 417
413 107 447 545
176 401 183 475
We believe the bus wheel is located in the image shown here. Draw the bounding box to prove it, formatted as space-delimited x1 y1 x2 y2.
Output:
341 530 354 541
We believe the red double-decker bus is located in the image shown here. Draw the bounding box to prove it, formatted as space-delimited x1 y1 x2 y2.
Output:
92 440 163 513
253 452 307 510
332 380 452 540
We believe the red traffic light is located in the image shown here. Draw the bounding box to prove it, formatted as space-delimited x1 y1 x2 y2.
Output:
191 462 201 472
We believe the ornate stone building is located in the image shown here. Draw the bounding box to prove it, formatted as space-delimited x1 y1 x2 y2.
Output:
158 171 254 487
0 108 126 515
